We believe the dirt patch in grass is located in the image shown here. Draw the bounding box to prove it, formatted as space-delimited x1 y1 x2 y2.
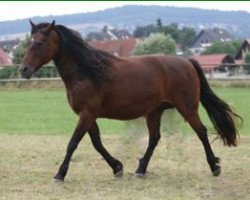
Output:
0 134 249 200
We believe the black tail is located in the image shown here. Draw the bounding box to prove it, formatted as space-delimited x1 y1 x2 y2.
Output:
189 58 242 146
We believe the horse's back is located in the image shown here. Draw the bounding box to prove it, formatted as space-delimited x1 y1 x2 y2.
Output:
119 55 200 99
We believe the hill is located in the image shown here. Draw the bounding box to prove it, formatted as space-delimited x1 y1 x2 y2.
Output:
0 5 250 39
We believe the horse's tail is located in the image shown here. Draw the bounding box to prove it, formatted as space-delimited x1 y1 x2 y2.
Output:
188 58 242 146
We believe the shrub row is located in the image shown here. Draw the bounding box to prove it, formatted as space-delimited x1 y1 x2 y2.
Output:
0 65 59 79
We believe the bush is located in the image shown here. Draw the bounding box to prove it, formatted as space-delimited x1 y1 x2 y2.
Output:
0 66 19 79
244 52 250 74
202 40 242 57
34 66 59 78
134 33 176 55
0 65 59 79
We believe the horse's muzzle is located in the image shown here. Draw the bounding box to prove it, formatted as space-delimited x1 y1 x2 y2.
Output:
19 65 34 79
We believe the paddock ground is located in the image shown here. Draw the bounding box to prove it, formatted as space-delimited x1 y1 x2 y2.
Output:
0 133 249 200
0 86 249 199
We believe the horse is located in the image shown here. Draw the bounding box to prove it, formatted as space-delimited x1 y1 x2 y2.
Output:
20 20 242 182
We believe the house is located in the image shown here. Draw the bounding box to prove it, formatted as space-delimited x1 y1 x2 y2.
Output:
89 38 137 57
189 28 233 55
87 26 132 42
0 39 21 61
235 39 250 60
0 39 20 54
191 54 236 73
0 48 11 65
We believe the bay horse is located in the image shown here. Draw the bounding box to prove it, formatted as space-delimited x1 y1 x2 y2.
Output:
20 20 241 182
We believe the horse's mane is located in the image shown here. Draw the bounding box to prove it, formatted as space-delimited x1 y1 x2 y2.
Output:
34 23 116 83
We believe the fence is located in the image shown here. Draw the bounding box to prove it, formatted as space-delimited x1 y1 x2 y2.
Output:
0 65 60 82
201 63 250 80
0 63 250 83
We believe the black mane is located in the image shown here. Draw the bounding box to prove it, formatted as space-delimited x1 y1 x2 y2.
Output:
35 23 116 83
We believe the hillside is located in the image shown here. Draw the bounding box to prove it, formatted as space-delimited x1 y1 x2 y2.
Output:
1 5 250 39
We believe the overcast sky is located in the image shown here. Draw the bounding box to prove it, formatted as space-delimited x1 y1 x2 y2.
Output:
1 1 250 22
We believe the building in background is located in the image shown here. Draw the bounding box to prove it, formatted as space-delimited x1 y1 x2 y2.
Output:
89 38 137 57
0 39 21 61
0 48 11 65
235 39 250 61
189 28 233 55
86 26 132 42
191 54 236 73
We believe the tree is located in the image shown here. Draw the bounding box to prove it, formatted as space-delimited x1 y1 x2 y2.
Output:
13 35 31 64
244 52 250 74
133 21 197 51
162 23 181 43
156 18 162 28
133 24 158 38
133 33 176 55
202 40 242 57
180 27 196 50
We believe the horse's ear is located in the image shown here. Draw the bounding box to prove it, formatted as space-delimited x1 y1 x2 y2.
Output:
29 19 37 34
45 20 56 34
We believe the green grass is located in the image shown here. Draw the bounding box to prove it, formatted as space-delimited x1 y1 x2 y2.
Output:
0 89 125 135
213 87 249 134
0 87 249 135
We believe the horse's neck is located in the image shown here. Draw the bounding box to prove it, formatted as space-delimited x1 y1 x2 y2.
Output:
54 58 83 89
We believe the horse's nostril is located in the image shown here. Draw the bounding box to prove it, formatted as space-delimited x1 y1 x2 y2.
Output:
22 66 28 72
20 65 28 74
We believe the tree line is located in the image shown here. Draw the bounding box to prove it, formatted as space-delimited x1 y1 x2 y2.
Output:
132 19 243 58
133 18 196 51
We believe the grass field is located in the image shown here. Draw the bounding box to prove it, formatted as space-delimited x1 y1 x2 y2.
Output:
0 87 249 199
0 87 249 135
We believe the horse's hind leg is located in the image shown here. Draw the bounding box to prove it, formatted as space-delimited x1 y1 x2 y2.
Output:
185 112 221 176
135 107 163 177
88 121 123 177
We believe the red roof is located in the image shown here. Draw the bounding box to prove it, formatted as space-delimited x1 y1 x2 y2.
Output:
89 38 137 57
191 54 234 70
0 48 11 65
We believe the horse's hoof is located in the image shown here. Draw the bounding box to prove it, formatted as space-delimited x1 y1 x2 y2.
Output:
51 178 64 184
114 169 123 178
52 174 64 184
212 168 221 177
134 173 146 178
212 165 221 177
113 162 123 177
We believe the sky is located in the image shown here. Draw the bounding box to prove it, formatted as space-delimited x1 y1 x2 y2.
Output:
1 1 250 22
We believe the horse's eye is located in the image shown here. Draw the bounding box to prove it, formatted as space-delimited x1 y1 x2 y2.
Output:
36 41 43 47
31 41 43 47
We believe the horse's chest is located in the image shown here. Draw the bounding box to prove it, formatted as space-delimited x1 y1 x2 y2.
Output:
67 93 81 114
66 89 102 115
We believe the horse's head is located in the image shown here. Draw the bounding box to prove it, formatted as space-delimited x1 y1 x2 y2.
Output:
20 20 59 79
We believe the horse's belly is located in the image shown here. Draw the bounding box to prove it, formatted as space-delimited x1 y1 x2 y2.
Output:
100 77 165 120
101 109 145 120
99 100 160 120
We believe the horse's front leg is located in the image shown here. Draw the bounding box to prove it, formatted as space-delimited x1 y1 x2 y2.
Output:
53 112 94 182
